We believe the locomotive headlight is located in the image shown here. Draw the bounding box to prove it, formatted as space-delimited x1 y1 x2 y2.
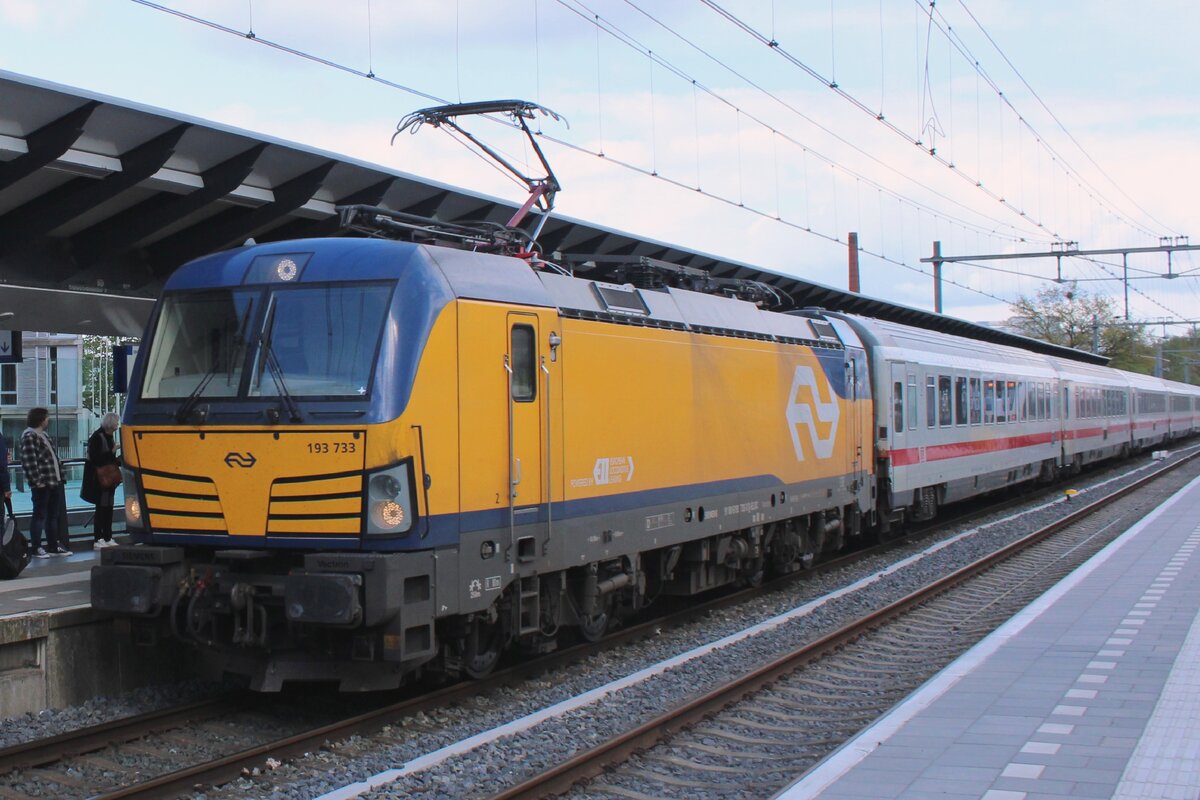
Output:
122 467 144 530
365 462 414 536
369 474 402 500
125 496 142 526
371 499 405 529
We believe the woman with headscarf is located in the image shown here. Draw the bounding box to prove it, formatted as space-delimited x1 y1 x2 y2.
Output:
81 412 121 549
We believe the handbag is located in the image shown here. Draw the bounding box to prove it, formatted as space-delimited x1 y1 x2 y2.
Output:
0 497 30 579
97 462 122 490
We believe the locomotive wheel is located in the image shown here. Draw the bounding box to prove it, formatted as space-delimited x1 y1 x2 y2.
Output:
462 616 503 679
577 598 611 643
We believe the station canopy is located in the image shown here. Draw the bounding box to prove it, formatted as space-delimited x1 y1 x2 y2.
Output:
0 70 1105 365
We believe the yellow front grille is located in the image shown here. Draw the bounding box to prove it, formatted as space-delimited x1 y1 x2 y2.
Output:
141 470 226 533
267 472 363 535
132 429 367 537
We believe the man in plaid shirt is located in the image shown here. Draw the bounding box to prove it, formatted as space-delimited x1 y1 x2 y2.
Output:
20 407 68 558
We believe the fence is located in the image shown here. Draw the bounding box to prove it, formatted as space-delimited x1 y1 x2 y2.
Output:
7 459 126 542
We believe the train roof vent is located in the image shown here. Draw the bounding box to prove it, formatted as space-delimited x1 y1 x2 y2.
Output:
592 281 649 316
810 319 841 342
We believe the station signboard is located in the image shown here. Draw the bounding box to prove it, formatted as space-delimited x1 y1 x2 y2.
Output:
0 331 21 363
112 343 139 394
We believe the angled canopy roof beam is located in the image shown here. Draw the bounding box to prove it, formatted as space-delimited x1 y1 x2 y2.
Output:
0 124 189 255
265 177 395 241
148 160 336 270
70 143 268 265
0 100 99 191
395 189 451 219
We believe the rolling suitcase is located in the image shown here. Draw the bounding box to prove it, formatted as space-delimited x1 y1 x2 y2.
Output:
0 497 31 579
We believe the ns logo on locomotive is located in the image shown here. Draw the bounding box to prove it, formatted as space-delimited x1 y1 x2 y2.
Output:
91 102 1200 690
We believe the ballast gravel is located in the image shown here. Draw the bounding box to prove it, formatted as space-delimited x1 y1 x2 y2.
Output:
2 449 1194 800
0 680 227 749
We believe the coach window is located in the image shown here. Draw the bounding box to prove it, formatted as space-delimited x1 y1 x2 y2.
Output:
926 376 937 428
953 376 967 425
893 381 904 433
907 374 918 430
510 325 536 401
995 379 1007 423
1017 382 1027 421
969 377 982 424
939 375 953 427
984 380 995 424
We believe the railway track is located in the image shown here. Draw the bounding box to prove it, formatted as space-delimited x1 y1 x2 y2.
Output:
0 451 1189 799
491 450 1200 800
0 561 835 799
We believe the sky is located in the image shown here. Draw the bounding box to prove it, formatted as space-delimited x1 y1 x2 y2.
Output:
0 0 1197 327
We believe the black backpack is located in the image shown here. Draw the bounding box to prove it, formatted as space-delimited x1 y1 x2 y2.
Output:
0 497 30 579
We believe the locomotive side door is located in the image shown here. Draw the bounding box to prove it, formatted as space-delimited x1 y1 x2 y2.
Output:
506 312 546 563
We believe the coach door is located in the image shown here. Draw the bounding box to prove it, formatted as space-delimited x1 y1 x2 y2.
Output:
506 313 547 563
889 362 906 483
846 353 867 496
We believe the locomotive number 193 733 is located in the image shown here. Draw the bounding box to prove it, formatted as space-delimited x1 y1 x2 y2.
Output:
307 441 357 454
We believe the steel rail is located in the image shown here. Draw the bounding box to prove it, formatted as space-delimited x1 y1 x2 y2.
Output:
21 452 1182 797
0 529 872 795
0 696 244 773
489 450 1199 800
84 563 842 798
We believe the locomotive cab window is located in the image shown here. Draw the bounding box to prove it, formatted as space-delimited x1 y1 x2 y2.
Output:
141 289 257 399
510 325 537 402
250 283 392 399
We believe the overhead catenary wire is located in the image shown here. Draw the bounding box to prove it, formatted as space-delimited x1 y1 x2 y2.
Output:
699 0 1167 245
616 0 1049 245
926 1 1167 242
125 0 1184 317
133 0 1049 256
696 0 1059 237
953 0 1179 239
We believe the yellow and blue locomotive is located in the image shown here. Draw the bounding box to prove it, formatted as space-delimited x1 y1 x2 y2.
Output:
92 227 876 690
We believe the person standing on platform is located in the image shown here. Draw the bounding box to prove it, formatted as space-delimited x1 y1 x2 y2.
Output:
20 407 69 558
81 412 121 549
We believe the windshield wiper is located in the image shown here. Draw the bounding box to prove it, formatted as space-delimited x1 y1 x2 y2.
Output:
175 368 218 423
263 343 303 423
176 303 254 424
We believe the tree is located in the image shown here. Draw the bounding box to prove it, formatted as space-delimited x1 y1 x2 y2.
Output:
1158 328 1200 384
1008 283 1153 373
81 335 132 418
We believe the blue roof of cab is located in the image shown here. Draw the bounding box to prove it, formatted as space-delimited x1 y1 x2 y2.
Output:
164 238 556 309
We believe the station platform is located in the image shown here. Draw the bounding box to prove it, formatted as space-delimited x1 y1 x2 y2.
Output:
0 541 106 617
779 473 1200 800
0 523 160 718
